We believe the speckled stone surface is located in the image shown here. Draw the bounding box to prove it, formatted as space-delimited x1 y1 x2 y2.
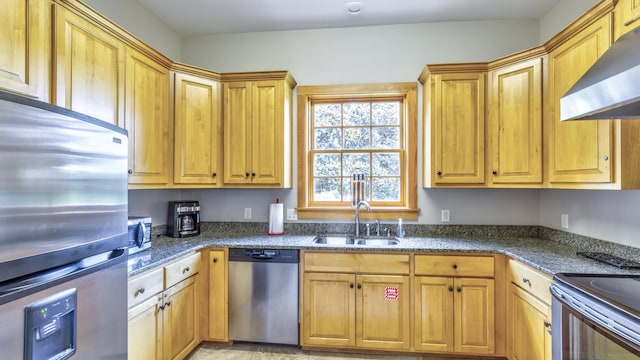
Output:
127 222 640 278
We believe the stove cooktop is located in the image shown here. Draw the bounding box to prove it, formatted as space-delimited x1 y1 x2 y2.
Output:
555 273 640 318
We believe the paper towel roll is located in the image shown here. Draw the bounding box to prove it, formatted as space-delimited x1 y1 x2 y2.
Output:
268 200 284 235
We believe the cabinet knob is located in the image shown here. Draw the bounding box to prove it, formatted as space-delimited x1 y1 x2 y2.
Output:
452 264 458 270
522 277 530 285
127 169 133 174
183 266 190 273
251 172 256 177
349 283 354 289
603 155 609 161
456 287 462 293
357 284 362 289
544 321 551 328
448 286 453 292
137 287 145 295
165 301 171 307
212 172 217 177
492 171 497 175
437 171 442 176
246 172 249 177
213 258 218 263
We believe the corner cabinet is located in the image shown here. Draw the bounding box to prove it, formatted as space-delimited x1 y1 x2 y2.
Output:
301 252 411 351
0 0 50 101
222 73 296 188
487 51 544 186
615 0 640 39
420 64 487 187
173 68 222 187
125 48 171 187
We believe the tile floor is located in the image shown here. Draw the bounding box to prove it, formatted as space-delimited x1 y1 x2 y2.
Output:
186 342 466 360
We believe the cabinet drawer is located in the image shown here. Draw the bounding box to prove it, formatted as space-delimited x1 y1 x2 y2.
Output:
128 267 163 308
303 252 410 274
165 252 201 288
509 259 552 304
414 254 494 277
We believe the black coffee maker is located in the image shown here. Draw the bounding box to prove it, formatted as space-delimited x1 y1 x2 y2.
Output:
168 201 200 238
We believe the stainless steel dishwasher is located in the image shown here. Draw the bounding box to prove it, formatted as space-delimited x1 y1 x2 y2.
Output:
228 248 299 345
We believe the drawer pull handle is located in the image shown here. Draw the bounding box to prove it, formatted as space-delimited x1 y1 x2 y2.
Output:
452 264 458 270
137 287 145 295
183 267 190 273
165 301 171 307
544 321 551 328
522 277 530 284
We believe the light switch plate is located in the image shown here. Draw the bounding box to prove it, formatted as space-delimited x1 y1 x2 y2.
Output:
287 208 297 221
244 207 252 219
441 209 450 223
561 214 568 229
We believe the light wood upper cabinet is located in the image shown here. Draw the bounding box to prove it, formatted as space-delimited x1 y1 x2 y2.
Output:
0 0 50 100
173 70 222 186
488 53 544 186
545 14 613 185
420 64 487 187
222 73 295 188
53 5 125 126
125 48 171 187
615 0 640 39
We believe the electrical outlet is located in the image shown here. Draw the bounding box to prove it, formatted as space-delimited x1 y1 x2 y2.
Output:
287 208 297 221
561 214 569 229
441 209 450 223
244 207 252 220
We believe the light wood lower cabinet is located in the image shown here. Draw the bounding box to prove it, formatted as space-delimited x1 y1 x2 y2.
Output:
207 249 228 341
414 255 496 355
127 252 201 360
301 252 411 351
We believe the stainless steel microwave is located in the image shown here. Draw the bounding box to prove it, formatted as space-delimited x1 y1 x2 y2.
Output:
127 216 152 255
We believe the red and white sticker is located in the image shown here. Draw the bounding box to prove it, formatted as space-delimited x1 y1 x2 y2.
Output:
385 286 399 301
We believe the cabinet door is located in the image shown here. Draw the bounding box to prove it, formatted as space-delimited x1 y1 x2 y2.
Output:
546 16 613 184
432 72 486 185
302 272 356 347
208 249 228 341
0 0 49 100
454 278 495 354
615 0 640 39
128 294 163 360
357 275 410 350
488 58 542 185
251 80 283 185
125 49 170 186
54 6 125 126
174 73 221 185
223 81 252 184
163 275 199 360
508 285 551 360
414 276 454 352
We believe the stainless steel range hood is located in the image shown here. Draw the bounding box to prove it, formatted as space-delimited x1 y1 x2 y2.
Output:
560 26 640 121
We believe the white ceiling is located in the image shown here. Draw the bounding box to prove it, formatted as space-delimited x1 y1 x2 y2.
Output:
136 0 562 37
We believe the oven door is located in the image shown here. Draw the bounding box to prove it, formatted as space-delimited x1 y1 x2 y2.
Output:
551 284 640 360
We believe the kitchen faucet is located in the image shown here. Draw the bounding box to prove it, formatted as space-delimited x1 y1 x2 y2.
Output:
355 200 371 237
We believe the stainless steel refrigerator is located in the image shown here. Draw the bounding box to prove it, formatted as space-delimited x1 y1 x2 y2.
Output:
0 90 129 359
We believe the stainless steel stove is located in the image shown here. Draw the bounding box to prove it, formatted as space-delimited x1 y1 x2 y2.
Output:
551 273 640 359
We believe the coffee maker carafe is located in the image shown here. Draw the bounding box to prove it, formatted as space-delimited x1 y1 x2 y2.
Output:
168 201 200 238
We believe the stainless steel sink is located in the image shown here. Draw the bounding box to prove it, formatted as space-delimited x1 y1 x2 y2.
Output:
312 235 399 246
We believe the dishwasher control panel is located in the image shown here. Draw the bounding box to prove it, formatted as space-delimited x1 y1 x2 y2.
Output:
229 248 299 263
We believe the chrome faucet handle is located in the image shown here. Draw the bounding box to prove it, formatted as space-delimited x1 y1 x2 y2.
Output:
375 220 380 236
365 223 371 236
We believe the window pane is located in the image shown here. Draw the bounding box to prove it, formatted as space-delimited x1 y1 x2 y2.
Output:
343 153 370 176
373 153 400 176
315 128 342 150
314 178 341 201
371 178 400 201
313 153 341 176
344 127 370 150
314 103 341 126
343 103 370 126
372 102 400 125
372 127 400 149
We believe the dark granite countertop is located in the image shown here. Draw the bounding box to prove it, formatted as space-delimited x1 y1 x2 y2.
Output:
127 230 640 277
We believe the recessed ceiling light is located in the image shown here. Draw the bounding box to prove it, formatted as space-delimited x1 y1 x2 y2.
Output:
345 1 364 16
